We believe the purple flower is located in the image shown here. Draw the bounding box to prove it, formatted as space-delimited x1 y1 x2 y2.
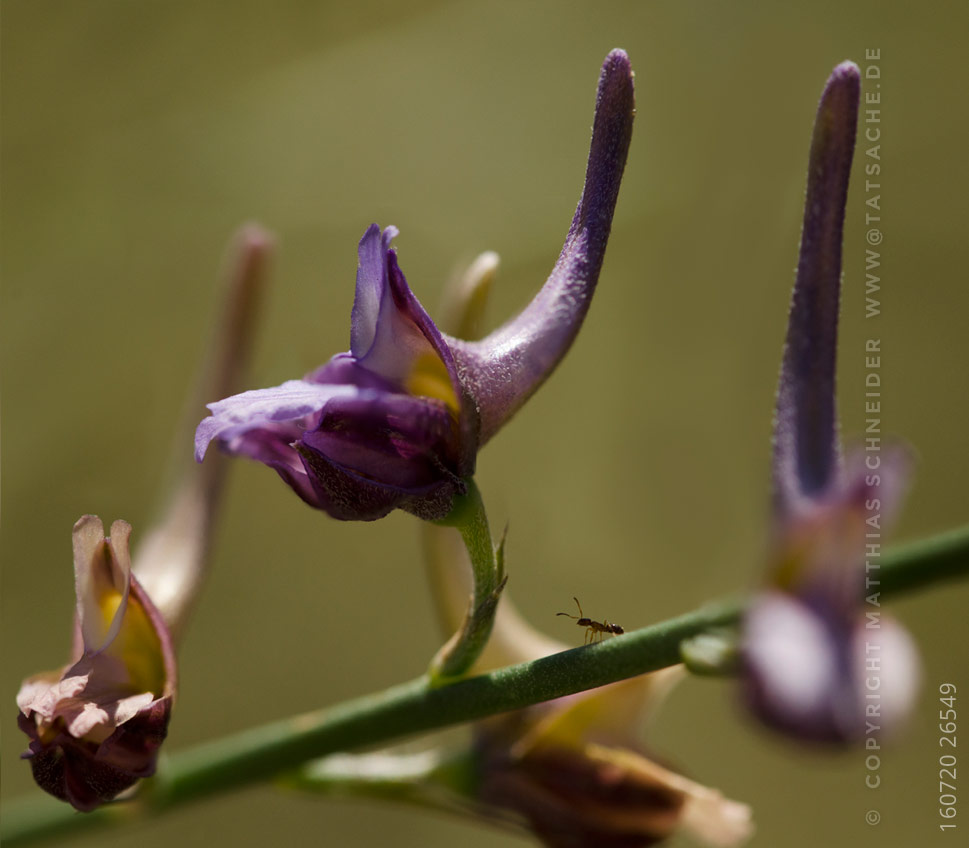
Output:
195 49 635 521
742 62 919 744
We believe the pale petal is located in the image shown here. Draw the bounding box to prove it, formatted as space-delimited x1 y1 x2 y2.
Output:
195 380 356 461
852 615 920 738
743 592 852 736
73 516 132 653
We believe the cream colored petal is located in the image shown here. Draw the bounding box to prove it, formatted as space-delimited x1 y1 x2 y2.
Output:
17 669 85 718
511 668 684 758
585 744 754 847
852 614 920 738
439 251 500 341
34 652 155 741
72 516 132 653
679 786 755 848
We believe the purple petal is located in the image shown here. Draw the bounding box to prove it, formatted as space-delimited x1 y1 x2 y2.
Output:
843 440 913 530
384 251 477 473
303 393 456 485
350 239 474 475
226 425 322 507
296 443 461 522
346 228 471 469
359 250 448 385
447 49 635 444
194 380 356 461
350 224 398 359
306 352 398 392
766 440 912 619
773 62 860 512
19 695 172 812
297 391 464 521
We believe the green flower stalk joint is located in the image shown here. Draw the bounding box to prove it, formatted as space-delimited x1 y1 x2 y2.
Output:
422 520 753 847
291 515 752 846
16 225 273 810
742 62 920 744
291 511 756 847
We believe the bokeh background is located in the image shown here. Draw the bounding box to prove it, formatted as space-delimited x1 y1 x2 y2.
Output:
3 1 967 846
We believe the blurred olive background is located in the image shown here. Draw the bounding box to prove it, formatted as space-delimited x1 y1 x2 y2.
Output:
3 1 967 846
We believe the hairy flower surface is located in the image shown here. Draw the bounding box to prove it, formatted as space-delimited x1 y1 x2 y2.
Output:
17 517 177 811
196 49 635 521
742 62 919 744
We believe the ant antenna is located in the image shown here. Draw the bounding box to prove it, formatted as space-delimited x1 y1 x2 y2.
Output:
557 597 583 619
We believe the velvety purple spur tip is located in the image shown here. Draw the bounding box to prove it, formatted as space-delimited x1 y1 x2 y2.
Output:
446 49 635 445
772 62 860 513
831 60 862 83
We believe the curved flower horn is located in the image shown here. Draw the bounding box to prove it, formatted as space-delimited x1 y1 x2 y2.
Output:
194 51 635 523
447 49 636 444
772 62 859 512
743 63 920 745
137 224 272 638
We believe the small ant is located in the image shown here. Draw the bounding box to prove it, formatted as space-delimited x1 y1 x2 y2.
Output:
557 597 624 644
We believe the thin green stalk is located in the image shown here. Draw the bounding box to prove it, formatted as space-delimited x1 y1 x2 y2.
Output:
878 523 969 595
4 524 968 846
427 479 505 681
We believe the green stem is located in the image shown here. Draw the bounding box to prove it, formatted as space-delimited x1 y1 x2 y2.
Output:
4 524 968 846
427 479 505 682
878 523 969 595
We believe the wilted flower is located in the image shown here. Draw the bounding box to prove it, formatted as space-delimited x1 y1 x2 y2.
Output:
473 678 753 848
742 62 919 743
17 517 176 811
16 225 272 809
195 49 635 522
